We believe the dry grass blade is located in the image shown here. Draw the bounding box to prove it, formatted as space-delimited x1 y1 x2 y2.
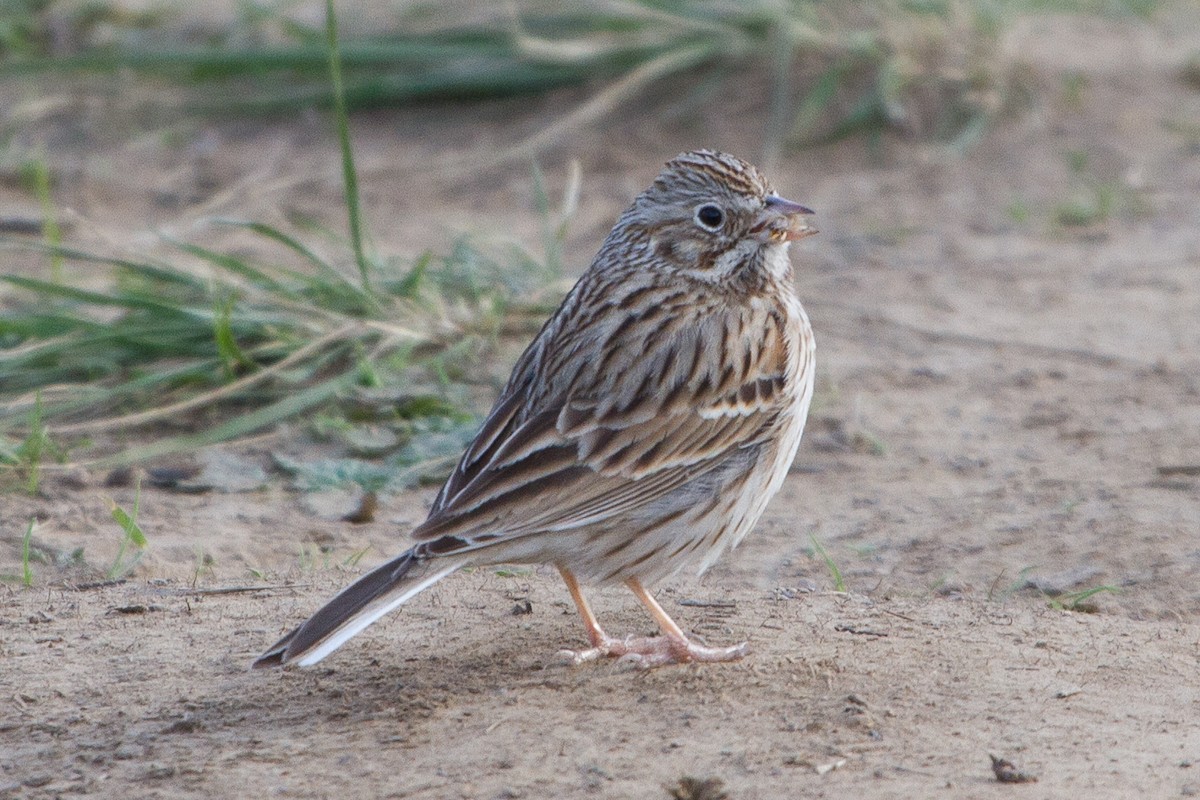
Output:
428 42 717 180
47 322 362 436
92 371 360 467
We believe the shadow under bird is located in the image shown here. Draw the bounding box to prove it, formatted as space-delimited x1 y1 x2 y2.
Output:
254 149 818 670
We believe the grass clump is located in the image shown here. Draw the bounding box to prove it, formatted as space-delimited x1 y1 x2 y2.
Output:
1049 584 1118 613
1049 148 1147 230
0 2 568 469
0 225 559 465
1 392 69 494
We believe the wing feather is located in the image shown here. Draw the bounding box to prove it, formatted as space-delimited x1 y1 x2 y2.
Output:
412 284 800 552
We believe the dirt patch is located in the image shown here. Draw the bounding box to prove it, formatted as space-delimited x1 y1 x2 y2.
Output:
4 581 1197 797
3 8 1200 799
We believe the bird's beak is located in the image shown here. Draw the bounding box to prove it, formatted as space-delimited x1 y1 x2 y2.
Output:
763 195 817 242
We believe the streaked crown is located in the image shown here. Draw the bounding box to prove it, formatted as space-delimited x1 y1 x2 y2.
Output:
652 150 773 200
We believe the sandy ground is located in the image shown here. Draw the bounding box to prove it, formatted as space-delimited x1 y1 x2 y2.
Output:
3 7 1200 799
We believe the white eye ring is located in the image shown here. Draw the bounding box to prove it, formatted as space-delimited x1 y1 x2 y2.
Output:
694 204 724 230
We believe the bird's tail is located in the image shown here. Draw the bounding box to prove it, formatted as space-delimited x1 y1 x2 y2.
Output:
252 549 466 668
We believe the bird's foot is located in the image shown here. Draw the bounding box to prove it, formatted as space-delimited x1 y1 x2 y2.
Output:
557 633 748 669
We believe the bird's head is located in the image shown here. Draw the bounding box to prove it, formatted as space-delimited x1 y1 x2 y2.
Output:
615 149 816 284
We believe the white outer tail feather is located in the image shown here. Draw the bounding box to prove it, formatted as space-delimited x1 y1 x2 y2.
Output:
295 559 466 666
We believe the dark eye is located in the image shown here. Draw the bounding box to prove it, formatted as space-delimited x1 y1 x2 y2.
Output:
695 204 724 230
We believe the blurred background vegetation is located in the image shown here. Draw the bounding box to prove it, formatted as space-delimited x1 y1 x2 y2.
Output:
0 0 1168 489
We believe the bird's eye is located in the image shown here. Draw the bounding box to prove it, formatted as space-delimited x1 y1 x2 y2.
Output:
695 204 724 230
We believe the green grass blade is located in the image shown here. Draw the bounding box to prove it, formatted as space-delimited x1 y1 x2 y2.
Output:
110 498 147 548
325 0 371 295
214 220 354 284
96 369 359 466
213 299 255 375
106 479 147 579
21 519 35 587
0 242 208 290
169 239 290 295
0 38 518 77
1 361 219 426
1 274 200 317
31 148 63 283
210 220 380 313
810 533 847 593
17 393 47 495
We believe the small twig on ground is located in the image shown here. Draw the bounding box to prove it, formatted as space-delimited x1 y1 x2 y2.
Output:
175 584 309 596
834 624 888 637
1157 465 1200 477
678 598 737 608
66 579 127 591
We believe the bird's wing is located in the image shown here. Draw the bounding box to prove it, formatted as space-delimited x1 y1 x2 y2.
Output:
412 300 802 549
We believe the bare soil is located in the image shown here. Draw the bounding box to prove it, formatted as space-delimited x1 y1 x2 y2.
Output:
3 9 1200 799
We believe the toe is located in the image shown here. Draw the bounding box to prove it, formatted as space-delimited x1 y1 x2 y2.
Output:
557 634 748 668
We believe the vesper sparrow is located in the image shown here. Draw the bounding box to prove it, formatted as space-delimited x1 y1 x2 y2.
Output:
255 149 817 669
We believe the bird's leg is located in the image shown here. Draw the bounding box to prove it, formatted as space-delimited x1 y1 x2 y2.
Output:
555 565 748 668
557 564 608 650
555 565 661 664
622 577 748 667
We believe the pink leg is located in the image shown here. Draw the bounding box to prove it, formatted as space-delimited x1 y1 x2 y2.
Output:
556 566 748 668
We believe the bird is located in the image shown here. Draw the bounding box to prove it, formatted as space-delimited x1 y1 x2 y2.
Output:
254 149 817 670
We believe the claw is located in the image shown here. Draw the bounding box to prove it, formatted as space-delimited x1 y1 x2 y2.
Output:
555 565 749 670
558 632 748 669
